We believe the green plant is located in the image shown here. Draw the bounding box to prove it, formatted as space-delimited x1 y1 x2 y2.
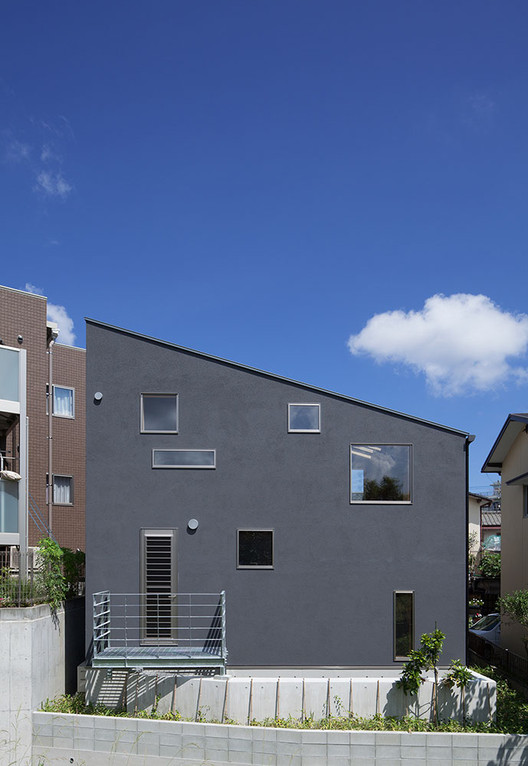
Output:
37 537 66 609
397 628 445 723
497 589 528 656
61 547 85 597
479 552 501 579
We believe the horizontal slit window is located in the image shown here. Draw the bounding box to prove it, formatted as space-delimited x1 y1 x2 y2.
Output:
152 449 216 469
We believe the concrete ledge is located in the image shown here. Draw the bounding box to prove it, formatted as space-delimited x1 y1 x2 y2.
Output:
85 669 496 724
32 712 528 766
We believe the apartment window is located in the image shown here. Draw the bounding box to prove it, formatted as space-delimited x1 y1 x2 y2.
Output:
53 385 74 418
394 591 414 660
152 449 216 468
141 394 178 433
350 444 411 503
53 475 73 505
288 403 321 433
237 530 274 569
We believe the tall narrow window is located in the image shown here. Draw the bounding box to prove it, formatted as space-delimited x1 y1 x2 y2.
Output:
140 530 177 642
394 591 414 660
141 394 178 433
53 385 74 418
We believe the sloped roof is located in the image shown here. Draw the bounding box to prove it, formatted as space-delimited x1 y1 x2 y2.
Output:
85 318 470 437
482 414 528 473
482 511 501 527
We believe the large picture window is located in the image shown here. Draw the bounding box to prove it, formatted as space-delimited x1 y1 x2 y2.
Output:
141 394 178 433
350 444 411 503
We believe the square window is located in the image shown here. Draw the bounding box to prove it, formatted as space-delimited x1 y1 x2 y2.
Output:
350 444 411 503
53 475 73 505
288 403 321 433
141 394 178 433
237 530 273 568
394 591 414 660
152 449 216 468
53 385 74 418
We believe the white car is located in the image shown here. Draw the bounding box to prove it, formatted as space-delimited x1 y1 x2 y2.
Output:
469 613 500 645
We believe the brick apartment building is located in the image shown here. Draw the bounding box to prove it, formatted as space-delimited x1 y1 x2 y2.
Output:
0 285 85 552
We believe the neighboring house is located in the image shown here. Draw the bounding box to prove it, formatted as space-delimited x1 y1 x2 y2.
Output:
482 413 528 655
0 285 86 554
86 319 471 671
468 492 488 557
481 499 501 553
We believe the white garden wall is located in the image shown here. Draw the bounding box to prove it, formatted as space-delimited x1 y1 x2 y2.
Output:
32 711 528 766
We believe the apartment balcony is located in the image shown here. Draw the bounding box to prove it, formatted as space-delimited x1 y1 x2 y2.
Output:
92 591 227 673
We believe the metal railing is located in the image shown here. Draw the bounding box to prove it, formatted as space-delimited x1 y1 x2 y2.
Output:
469 631 528 680
0 547 45 607
92 591 227 669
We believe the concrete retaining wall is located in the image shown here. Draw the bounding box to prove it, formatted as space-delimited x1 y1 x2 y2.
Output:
0 604 65 766
32 711 528 765
85 669 496 725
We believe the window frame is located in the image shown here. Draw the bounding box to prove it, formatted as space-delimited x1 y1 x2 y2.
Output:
350 443 413 504
152 449 216 469
393 590 414 661
52 474 74 505
52 384 75 419
287 403 321 433
237 529 274 570
140 393 179 434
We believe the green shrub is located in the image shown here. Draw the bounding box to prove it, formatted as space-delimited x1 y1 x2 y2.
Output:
479 552 501 578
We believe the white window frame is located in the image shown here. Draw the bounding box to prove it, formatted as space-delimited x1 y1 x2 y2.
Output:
140 393 179 434
152 449 216 469
52 385 75 419
287 403 321 433
52 474 74 505
350 444 413 504
237 529 274 570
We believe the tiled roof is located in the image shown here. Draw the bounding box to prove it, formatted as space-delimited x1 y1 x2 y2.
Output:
482 511 501 527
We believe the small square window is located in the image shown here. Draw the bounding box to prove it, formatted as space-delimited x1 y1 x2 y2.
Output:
350 444 412 503
288 403 321 433
237 530 274 568
53 385 74 418
141 394 178 433
53 475 73 505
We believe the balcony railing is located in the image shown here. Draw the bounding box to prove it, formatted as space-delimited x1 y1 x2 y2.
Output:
92 591 227 672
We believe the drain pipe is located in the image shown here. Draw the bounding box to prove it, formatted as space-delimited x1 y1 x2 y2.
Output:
47 328 59 536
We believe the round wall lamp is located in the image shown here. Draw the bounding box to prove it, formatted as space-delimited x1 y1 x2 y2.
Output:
94 392 103 402
187 518 199 531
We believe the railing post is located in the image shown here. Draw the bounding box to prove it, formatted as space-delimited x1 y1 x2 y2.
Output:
221 590 227 661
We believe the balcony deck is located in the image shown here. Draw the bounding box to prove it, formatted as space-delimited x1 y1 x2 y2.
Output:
92 591 227 673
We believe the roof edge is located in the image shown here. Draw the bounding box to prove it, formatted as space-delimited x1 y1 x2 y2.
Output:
85 318 470 438
481 414 528 473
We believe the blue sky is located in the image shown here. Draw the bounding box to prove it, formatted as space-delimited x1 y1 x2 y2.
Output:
1 1 528 490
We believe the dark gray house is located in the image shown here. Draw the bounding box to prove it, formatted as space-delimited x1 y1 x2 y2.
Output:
86 319 470 671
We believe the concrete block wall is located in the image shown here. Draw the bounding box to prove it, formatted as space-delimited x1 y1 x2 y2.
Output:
0 604 65 766
85 669 496 725
32 712 528 766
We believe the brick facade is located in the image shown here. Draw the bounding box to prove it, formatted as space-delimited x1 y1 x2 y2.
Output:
0 285 85 550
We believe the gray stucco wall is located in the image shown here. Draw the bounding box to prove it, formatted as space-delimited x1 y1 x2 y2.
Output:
86 321 468 668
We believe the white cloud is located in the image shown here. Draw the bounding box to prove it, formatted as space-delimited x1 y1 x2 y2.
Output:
34 170 72 199
24 284 76 345
5 139 31 163
348 294 528 396
47 303 76 346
